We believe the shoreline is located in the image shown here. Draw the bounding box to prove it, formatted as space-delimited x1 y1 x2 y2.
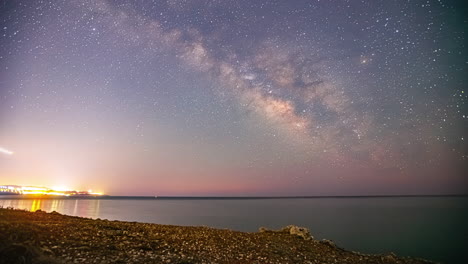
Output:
0 194 467 200
0 208 436 264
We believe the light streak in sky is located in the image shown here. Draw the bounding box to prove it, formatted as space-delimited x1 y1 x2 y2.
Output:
0 147 13 155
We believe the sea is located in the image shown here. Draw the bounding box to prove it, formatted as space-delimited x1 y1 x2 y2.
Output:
0 196 466 264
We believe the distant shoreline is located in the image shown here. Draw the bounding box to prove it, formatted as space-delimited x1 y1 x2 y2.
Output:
0 194 467 200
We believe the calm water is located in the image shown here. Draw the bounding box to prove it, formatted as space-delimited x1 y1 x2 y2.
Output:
1 197 467 264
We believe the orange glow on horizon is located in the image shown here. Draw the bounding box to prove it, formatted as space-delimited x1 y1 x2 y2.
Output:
0 185 106 196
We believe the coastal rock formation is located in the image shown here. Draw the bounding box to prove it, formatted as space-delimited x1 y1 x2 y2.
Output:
259 225 313 240
287 225 312 240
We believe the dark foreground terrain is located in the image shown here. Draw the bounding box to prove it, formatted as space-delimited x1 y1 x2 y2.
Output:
0 208 435 264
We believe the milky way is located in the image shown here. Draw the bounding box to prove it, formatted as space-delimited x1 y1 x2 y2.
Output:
0 0 467 195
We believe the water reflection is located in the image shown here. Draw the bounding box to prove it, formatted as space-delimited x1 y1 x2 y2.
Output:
0 198 101 219
30 199 42 212
51 199 59 212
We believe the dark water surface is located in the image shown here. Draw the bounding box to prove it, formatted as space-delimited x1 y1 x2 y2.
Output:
1 197 466 263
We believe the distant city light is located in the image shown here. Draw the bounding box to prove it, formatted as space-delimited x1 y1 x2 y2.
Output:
0 185 105 196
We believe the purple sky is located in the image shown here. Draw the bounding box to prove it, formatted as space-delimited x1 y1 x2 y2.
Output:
0 0 467 196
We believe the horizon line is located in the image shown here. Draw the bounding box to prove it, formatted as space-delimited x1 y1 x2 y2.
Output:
1 194 467 200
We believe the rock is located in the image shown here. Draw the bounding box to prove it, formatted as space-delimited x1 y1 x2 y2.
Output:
383 252 397 262
286 225 312 240
41 246 54 255
258 225 313 240
321 239 337 248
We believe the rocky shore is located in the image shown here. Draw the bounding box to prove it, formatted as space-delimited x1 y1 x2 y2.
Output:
0 208 435 264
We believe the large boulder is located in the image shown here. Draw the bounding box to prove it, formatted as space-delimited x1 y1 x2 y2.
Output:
259 225 313 240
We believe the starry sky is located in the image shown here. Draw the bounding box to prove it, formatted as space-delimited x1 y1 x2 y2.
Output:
0 0 467 196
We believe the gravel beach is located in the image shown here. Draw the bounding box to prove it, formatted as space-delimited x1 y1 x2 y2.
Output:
0 208 435 264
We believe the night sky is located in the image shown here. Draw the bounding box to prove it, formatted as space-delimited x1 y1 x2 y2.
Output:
0 0 467 196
